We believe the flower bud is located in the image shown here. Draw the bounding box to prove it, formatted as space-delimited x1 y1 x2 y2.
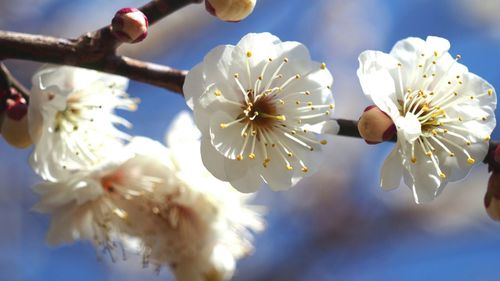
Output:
1 97 32 148
357 105 396 144
205 0 256 22
111 8 148 43
485 171 500 221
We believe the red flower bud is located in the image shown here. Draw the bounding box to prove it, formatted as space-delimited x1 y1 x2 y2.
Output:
357 105 396 144
111 8 148 43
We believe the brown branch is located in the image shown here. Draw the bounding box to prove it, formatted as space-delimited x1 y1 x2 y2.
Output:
0 31 187 94
0 0 202 95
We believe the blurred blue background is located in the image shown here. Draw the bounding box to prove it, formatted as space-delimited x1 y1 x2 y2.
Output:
1 0 500 280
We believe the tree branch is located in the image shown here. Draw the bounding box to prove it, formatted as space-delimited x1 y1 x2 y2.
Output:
0 0 202 95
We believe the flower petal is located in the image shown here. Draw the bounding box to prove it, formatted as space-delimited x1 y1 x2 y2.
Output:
357 51 400 119
380 147 403 190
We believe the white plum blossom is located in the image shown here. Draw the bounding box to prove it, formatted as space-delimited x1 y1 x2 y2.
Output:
34 113 263 281
357 36 497 203
32 137 163 249
28 65 137 181
184 32 335 192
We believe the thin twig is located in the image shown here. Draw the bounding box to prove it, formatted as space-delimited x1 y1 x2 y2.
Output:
0 63 30 99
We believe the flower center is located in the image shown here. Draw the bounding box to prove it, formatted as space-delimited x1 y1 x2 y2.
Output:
240 89 282 129
213 51 331 171
53 93 99 133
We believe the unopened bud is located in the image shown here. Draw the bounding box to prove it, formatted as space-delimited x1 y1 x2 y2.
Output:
1 97 31 148
485 172 500 221
205 0 256 22
358 105 396 144
111 8 148 43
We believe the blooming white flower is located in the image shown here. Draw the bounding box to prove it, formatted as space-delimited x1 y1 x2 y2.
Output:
28 65 137 181
357 36 497 203
34 112 263 281
184 32 335 192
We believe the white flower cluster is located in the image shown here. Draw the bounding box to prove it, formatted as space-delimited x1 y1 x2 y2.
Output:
29 65 263 281
23 32 499 281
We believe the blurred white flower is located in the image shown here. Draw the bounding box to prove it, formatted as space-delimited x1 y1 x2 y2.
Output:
29 65 137 181
34 112 263 281
184 32 335 192
32 137 164 249
357 36 497 203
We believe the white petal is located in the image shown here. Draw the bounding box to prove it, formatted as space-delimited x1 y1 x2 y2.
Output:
209 111 246 160
230 167 262 193
256 147 295 191
183 63 206 109
380 147 403 190
357 51 400 118
223 154 256 182
201 136 230 181
425 36 451 56
402 143 441 203
394 113 422 143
